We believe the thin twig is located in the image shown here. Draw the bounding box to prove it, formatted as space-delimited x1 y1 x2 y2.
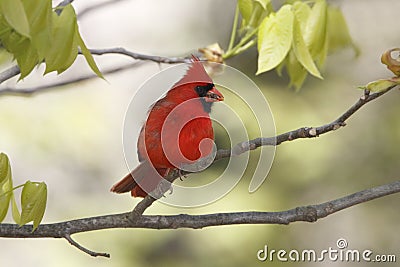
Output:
0 62 144 97
0 180 399 258
86 48 190 64
0 65 20 85
132 86 398 214
55 0 75 15
57 0 75 6
0 49 187 86
222 87 395 156
64 234 110 258
77 0 128 19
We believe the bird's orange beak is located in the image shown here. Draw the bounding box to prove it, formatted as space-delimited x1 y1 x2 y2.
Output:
205 86 224 102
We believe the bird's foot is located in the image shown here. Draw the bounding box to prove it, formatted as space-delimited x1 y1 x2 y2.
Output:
178 169 188 181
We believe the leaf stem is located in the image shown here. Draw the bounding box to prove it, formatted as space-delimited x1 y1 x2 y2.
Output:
227 4 240 52
0 181 43 198
223 27 258 59
232 39 257 56
0 184 24 198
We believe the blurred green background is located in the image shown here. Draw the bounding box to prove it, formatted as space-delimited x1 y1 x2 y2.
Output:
0 0 399 266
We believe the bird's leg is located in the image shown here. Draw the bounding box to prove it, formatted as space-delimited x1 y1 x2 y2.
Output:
159 168 188 197
178 169 188 181
168 185 173 195
162 168 174 195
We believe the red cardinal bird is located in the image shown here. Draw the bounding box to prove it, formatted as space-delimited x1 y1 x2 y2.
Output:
111 55 224 197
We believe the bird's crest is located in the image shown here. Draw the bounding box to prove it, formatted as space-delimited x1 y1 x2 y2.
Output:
173 55 213 88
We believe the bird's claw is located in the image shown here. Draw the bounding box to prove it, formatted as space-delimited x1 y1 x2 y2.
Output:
178 169 188 181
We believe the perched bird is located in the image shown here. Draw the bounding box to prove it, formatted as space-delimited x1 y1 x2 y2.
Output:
111 55 224 197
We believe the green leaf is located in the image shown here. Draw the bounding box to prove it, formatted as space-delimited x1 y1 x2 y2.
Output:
61 32 78 73
0 0 30 37
254 0 271 10
76 30 104 79
21 0 52 61
0 13 39 78
238 0 253 23
287 50 308 90
327 6 359 56
292 16 322 79
276 56 286 77
0 13 11 38
292 1 311 33
257 5 294 75
44 5 77 74
0 29 28 55
20 181 47 230
0 25 38 79
248 1 265 28
0 170 13 222
11 193 21 224
0 153 11 184
315 29 328 68
304 0 327 58
0 49 12 65
16 39 39 79
362 78 400 93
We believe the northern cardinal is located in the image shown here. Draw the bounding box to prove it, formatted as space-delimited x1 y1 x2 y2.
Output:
111 55 224 197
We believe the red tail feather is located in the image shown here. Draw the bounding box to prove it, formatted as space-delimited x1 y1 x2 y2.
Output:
111 161 168 197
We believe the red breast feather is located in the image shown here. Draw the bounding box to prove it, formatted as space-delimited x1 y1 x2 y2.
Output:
139 82 214 168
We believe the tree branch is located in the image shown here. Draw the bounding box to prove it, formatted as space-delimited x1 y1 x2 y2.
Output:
0 62 144 97
64 234 110 258
1 180 399 257
77 0 128 19
55 0 75 15
224 87 394 157
86 48 190 64
132 86 398 214
0 65 20 85
0 49 189 86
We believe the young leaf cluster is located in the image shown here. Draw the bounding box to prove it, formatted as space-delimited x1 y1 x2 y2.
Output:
0 0 102 79
0 153 47 231
224 0 358 89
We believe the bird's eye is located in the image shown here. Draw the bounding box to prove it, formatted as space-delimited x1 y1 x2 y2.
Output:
195 83 214 97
